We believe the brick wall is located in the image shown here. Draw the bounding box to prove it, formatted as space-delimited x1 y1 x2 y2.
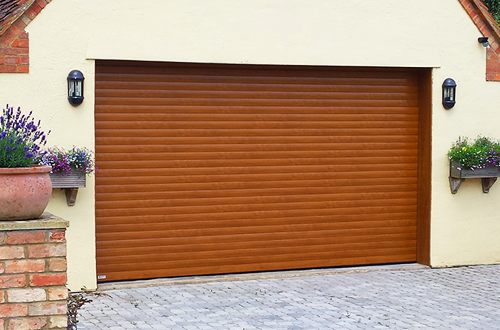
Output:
486 47 500 80
0 0 51 73
0 214 69 330
459 0 500 81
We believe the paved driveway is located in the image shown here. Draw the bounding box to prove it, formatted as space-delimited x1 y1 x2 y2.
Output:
78 264 500 329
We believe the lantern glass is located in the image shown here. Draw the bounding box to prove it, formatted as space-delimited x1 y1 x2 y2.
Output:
443 87 453 101
68 81 75 97
68 80 83 97
76 81 82 96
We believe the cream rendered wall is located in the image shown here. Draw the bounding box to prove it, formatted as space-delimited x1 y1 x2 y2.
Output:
431 7 500 266
0 2 96 291
0 0 498 289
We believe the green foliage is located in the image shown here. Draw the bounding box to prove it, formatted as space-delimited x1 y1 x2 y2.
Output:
448 136 500 170
482 0 500 24
0 132 31 167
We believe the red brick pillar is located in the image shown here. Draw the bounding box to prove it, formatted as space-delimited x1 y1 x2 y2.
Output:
0 213 69 330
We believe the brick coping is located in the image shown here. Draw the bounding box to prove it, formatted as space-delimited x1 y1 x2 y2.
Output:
0 213 69 231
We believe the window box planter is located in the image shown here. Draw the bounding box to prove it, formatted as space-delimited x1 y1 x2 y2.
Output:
449 160 500 194
49 172 86 206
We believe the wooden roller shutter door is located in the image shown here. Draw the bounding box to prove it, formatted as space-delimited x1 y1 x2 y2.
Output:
95 61 420 282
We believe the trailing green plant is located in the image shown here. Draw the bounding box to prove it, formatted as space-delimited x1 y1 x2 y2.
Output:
482 0 500 24
0 104 49 168
68 288 109 330
448 136 500 170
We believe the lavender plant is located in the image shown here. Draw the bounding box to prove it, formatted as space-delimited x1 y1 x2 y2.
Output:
36 147 96 175
448 136 500 170
0 105 49 168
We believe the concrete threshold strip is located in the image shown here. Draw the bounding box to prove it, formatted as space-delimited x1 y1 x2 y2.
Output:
97 263 428 291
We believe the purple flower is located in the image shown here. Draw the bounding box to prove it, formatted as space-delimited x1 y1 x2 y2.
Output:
0 104 50 167
35 146 96 175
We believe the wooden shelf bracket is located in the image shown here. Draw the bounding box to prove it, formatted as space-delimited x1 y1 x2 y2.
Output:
449 177 465 194
64 188 79 206
482 177 498 193
449 176 498 194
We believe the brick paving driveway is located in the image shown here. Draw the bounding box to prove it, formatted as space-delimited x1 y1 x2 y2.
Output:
78 264 500 329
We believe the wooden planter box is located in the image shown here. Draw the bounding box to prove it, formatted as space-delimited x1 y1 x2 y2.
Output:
49 172 86 206
449 161 500 194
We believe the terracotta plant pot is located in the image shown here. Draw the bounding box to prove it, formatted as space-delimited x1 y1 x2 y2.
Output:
0 165 52 221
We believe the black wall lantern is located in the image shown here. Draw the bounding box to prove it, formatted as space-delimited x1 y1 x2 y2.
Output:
67 70 85 106
478 37 490 47
442 78 456 110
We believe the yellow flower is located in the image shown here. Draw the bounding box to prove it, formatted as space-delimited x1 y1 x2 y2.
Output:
462 147 467 151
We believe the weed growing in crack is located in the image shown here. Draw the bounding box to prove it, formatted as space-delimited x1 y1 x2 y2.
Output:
67 287 109 330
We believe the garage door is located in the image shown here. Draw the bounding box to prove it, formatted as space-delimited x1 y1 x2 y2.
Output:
95 61 419 282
